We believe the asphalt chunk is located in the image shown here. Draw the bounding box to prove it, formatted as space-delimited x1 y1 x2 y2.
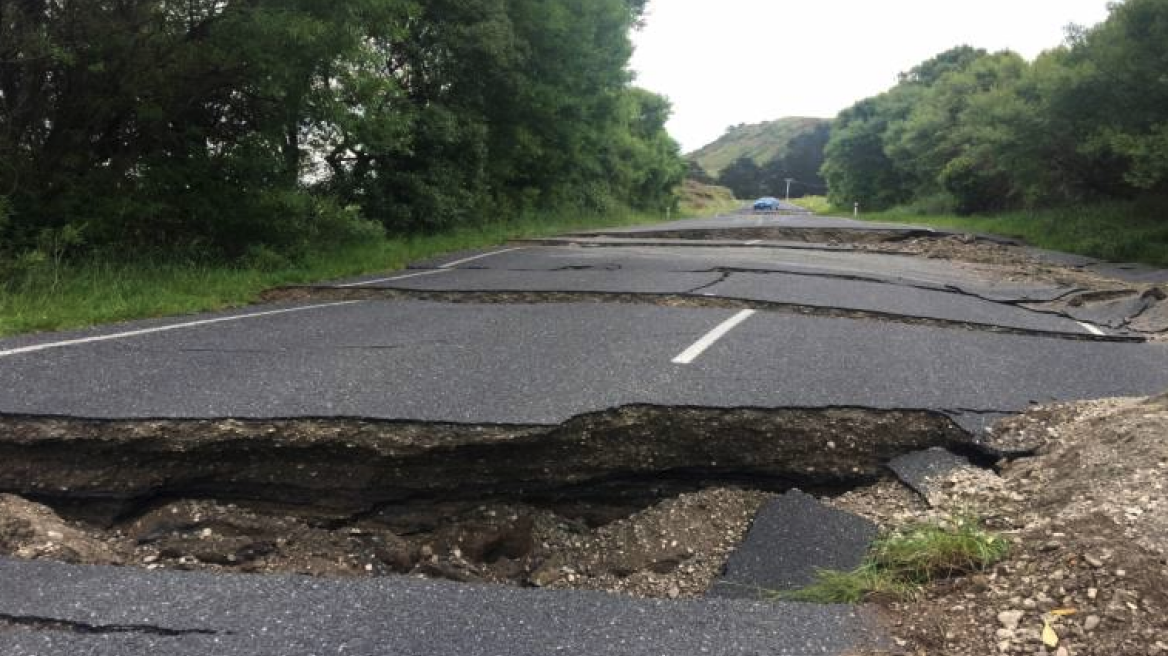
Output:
888 448 975 498
708 490 879 600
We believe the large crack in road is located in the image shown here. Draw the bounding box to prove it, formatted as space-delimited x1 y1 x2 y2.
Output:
570 227 948 244
0 406 980 594
259 286 1137 342
2 216 1167 656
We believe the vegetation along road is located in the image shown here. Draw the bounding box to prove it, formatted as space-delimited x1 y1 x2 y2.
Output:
1 1 1167 655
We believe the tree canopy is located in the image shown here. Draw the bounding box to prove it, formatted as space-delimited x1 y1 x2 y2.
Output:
0 0 684 261
822 0 1168 214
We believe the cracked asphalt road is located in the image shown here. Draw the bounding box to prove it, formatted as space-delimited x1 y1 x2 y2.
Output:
2 209 1168 655
0 558 877 656
402 244 1076 302
0 301 1165 429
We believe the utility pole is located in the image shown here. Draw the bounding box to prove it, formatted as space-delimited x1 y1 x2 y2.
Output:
784 178 794 202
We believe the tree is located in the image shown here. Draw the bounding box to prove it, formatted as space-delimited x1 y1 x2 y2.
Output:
0 0 685 260
718 157 763 199
758 122 830 198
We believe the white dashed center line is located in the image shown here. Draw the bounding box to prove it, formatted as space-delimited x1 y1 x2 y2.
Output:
0 301 363 359
672 310 757 365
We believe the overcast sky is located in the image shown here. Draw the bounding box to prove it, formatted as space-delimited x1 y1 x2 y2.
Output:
631 0 1113 152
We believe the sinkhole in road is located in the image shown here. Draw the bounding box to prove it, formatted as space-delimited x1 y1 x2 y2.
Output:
0 406 986 597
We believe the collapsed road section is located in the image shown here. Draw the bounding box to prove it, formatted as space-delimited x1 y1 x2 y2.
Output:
0 406 974 593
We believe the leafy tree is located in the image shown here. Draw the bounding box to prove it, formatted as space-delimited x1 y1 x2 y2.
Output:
759 122 830 198
718 157 763 199
1068 0 1168 195
822 90 918 210
0 0 684 261
821 4 1168 214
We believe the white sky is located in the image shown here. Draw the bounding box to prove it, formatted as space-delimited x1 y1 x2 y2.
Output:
631 0 1113 152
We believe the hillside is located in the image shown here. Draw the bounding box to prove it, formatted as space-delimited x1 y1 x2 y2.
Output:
689 117 830 176
677 180 740 217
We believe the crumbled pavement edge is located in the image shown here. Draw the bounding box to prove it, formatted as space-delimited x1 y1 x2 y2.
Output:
830 393 1168 656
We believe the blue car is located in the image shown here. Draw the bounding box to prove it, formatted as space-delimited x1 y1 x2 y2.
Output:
753 197 782 211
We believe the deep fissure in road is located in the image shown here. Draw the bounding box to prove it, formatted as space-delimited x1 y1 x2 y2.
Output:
0 407 982 596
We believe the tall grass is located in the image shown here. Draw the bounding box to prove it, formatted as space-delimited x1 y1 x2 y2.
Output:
794 195 1168 268
0 209 663 337
779 517 1009 604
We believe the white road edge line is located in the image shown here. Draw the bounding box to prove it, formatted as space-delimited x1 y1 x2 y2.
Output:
672 310 757 365
337 247 524 288
337 269 448 288
0 301 363 359
439 247 524 269
1077 321 1107 336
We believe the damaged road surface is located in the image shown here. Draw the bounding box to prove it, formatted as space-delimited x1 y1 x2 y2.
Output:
0 558 877 656
2 209 1168 655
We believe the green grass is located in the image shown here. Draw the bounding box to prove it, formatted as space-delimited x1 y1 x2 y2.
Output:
793 195 1168 268
778 517 1009 604
0 209 665 337
789 196 836 215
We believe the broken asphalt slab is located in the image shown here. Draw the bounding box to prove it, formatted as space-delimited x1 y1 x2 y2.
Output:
2 301 1168 424
709 490 878 600
330 267 1098 337
569 214 1024 246
1046 288 1168 332
398 245 1076 303
0 558 880 656
514 235 864 251
359 268 725 295
686 271 1093 335
888 448 975 498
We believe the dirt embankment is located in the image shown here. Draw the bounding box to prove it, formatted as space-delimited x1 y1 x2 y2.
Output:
852 394 1168 656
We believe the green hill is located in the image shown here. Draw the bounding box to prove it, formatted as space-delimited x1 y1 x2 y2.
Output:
689 117 830 176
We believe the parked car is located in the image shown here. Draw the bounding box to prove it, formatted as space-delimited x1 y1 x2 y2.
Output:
753 197 782 211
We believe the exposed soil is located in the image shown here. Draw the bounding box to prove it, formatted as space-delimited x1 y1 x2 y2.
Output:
857 394 1168 656
0 406 969 522
0 406 965 597
0 488 769 598
858 234 1058 268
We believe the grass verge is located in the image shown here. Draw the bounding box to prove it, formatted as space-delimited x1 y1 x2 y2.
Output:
792 195 1168 268
778 517 1009 604
0 209 668 338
